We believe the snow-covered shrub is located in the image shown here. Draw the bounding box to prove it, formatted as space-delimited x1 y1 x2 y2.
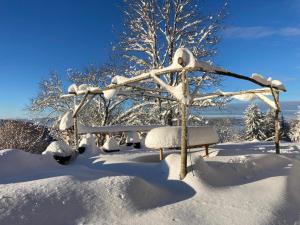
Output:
289 108 300 142
42 140 73 157
243 103 266 141
0 120 53 153
263 109 276 140
280 115 291 141
214 118 243 143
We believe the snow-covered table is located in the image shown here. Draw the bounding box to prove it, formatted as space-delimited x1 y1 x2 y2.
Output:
145 126 219 160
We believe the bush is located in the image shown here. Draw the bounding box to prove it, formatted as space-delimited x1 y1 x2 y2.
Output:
0 120 53 154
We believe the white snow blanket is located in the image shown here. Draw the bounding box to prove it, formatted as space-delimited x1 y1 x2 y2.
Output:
1 141 300 225
42 141 73 157
79 133 99 156
145 126 219 149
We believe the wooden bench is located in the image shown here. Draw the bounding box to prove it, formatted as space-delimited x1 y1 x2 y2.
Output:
145 126 219 160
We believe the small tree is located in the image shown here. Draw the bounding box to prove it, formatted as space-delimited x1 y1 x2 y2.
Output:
263 109 276 140
280 115 291 141
243 103 266 141
289 108 300 142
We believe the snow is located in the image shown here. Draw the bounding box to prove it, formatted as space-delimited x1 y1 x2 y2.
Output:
78 84 89 92
68 84 78 94
112 75 130 84
145 126 219 149
103 86 119 100
79 133 99 156
78 124 162 134
102 136 120 151
59 110 73 131
125 131 140 143
251 73 286 91
42 141 73 157
232 93 257 101
169 47 224 72
1 141 300 225
169 82 191 104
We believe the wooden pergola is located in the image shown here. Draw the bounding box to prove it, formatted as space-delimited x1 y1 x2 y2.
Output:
61 48 286 179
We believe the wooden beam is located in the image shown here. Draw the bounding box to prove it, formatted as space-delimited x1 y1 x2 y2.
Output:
73 96 79 150
72 92 90 117
255 93 277 110
180 70 188 180
117 90 177 101
192 88 272 102
273 91 280 154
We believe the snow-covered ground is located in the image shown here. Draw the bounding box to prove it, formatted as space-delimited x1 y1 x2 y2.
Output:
1 141 300 225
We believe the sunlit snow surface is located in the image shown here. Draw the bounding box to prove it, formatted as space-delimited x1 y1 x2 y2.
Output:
1 141 300 225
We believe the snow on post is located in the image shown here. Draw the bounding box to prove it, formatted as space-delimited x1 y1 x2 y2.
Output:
59 111 73 131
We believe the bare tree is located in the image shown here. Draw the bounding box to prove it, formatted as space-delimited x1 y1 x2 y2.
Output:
28 65 161 142
115 0 227 124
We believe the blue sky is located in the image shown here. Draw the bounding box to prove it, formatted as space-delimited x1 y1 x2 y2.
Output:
0 0 299 119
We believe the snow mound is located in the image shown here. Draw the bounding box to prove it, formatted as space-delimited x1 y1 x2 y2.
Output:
145 126 218 149
42 141 73 157
125 131 140 143
0 149 59 180
164 152 295 190
59 110 73 131
79 133 99 156
102 137 120 151
123 175 174 210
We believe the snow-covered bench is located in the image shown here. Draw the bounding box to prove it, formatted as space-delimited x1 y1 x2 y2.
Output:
145 126 219 160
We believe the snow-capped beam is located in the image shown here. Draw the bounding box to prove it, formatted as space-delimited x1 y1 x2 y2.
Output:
254 93 277 110
192 88 272 102
117 90 177 101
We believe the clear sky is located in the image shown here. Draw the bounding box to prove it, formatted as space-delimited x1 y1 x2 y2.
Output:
0 0 299 119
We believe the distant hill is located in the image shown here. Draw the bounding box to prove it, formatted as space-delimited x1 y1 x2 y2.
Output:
200 101 300 120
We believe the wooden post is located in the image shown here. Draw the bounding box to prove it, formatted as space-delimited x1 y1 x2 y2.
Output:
205 145 209 156
74 116 79 150
180 69 188 180
159 148 164 160
274 91 280 154
73 96 79 151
